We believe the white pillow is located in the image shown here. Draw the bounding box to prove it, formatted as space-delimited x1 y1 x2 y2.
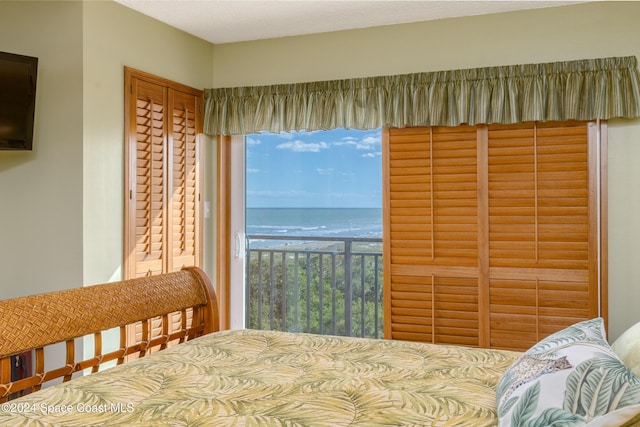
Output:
496 318 640 427
611 320 640 377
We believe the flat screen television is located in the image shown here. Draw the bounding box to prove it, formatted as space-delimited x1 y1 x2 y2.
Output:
0 51 38 150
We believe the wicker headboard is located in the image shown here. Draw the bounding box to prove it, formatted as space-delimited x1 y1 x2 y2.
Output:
0 267 219 402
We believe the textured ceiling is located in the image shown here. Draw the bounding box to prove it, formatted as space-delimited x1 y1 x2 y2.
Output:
115 0 583 44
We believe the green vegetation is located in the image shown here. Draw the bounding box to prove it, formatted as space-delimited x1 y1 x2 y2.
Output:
246 243 383 339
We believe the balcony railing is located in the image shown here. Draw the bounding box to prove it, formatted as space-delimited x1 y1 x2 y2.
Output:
246 235 383 339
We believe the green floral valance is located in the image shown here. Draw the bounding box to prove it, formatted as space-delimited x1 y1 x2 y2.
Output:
204 56 640 135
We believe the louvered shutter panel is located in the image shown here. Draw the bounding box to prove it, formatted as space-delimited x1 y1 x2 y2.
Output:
430 127 480 346
385 126 480 346
485 123 538 349
487 122 595 351
386 127 433 342
130 79 167 278
384 121 603 351
168 90 201 272
125 69 203 278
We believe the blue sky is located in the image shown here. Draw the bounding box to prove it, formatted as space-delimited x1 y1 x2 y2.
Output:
246 128 382 208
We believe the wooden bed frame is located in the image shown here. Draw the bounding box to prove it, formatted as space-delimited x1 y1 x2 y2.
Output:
0 267 219 402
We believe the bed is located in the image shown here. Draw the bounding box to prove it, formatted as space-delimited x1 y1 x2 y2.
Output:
1 268 639 426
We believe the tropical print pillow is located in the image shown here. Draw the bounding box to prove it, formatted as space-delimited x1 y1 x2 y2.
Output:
496 318 640 427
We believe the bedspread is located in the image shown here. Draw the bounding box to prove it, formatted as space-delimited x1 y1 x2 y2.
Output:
0 329 521 426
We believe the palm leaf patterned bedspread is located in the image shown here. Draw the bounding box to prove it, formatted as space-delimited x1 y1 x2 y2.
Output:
0 329 520 426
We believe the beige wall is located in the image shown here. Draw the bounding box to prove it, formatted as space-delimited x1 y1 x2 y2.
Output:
213 1 640 340
212 2 640 87
82 1 214 286
0 1 84 298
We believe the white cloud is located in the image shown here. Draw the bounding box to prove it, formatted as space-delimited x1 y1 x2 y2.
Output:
247 168 261 173
340 136 358 143
362 135 381 146
315 168 334 175
276 140 329 152
362 152 382 158
355 134 381 150
277 132 295 140
246 136 262 145
333 133 382 150
274 130 319 140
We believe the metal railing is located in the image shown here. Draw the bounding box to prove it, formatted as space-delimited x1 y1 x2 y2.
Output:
245 235 383 339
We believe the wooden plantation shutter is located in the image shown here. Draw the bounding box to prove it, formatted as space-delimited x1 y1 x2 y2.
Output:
383 121 605 351
127 78 168 277
124 67 203 278
124 68 204 354
169 90 201 272
383 126 481 346
431 127 481 346
487 122 598 351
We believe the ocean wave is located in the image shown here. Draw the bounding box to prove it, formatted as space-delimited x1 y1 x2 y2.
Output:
245 208 382 238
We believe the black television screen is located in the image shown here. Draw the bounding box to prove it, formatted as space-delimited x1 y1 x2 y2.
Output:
0 51 38 150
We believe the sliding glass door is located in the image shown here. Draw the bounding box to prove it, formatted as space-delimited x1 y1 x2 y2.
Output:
229 129 384 338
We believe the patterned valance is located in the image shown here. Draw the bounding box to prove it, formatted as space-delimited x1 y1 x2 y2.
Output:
204 56 640 135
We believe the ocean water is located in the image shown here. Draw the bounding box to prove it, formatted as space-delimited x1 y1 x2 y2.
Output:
246 208 382 245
